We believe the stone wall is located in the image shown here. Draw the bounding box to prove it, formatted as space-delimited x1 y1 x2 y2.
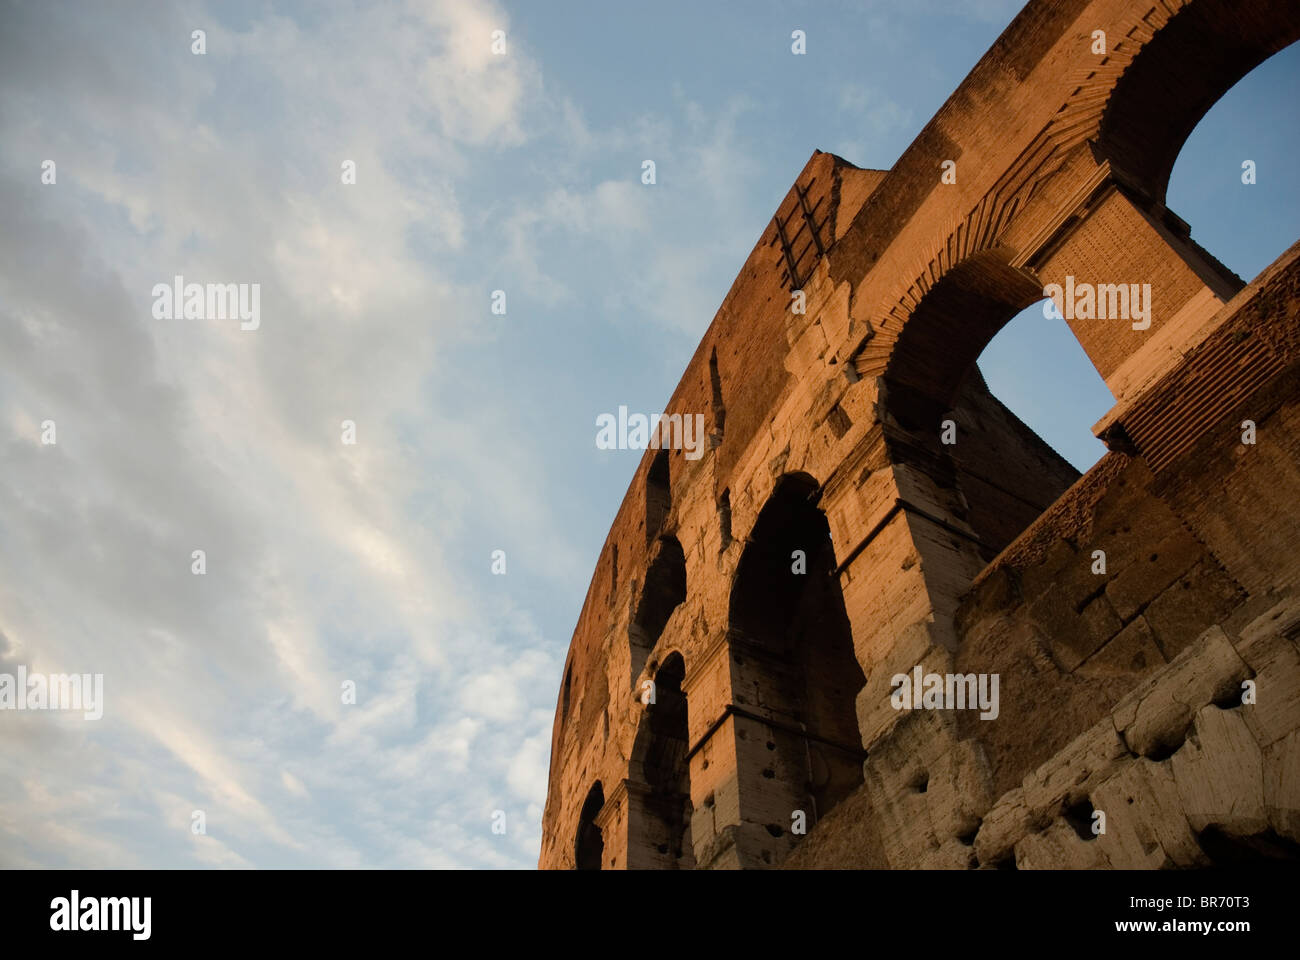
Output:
539 0 1300 869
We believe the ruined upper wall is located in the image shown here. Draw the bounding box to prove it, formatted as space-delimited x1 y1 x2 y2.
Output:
544 152 887 789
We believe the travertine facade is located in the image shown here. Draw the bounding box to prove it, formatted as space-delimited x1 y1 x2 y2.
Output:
540 0 1300 869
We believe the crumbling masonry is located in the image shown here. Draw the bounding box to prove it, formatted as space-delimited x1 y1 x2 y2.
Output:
540 0 1300 869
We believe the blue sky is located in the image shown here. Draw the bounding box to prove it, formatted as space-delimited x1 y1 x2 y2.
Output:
0 0 1295 868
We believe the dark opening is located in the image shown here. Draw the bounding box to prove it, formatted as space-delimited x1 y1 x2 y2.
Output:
575 782 605 870
629 536 686 682
561 663 572 723
728 473 866 829
1063 798 1098 841
718 489 733 551
709 346 726 445
646 450 670 545
634 653 695 868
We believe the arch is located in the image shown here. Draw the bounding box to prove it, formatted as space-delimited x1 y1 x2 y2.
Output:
574 782 605 870
629 536 686 683
868 0 1300 412
882 248 1043 412
628 652 695 868
879 254 1084 563
728 473 866 835
1095 0 1300 205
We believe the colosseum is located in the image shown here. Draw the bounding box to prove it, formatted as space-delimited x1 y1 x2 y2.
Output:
539 0 1300 869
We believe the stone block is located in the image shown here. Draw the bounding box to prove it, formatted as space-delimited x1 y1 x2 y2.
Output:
1104 530 1204 622
926 740 995 840
1111 625 1250 758
1035 591 1122 671
1023 715 1130 813
1239 630 1300 748
1169 705 1267 837
1075 614 1165 679
1263 731 1300 843
1144 560 1245 660
1092 758 1205 868
973 786 1031 867
856 622 954 750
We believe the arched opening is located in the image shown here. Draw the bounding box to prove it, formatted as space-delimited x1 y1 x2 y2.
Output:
574 782 605 870
728 473 866 836
629 536 685 682
1165 41 1300 282
883 256 1083 561
646 450 670 545
1094 0 1300 206
629 652 694 868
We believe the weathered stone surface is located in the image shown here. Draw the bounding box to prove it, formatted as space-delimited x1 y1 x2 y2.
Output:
1169 705 1268 837
1015 820 1108 870
1240 632 1300 749
1034 591 1123 672
1104 531 1205 623
972 787 1031 867
1235 596 1300 666
855 620 951 750
1144 560 1247 660
1111 626 1250 759
1076 615 1166 680
1023 716 1131 814
1092 758 1206 869
1263 732 1300 843
926 740 995 841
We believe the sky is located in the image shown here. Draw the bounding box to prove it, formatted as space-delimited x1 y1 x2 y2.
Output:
0 0 1296 869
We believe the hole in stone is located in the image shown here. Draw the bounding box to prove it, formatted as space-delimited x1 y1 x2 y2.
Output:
1063 798 1097 841
709 347 726 443
1213 686 1247 710
718 489 733 550
762 768 776 779
766 824 784 838
766 741 776 751
1143 725 1191 761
